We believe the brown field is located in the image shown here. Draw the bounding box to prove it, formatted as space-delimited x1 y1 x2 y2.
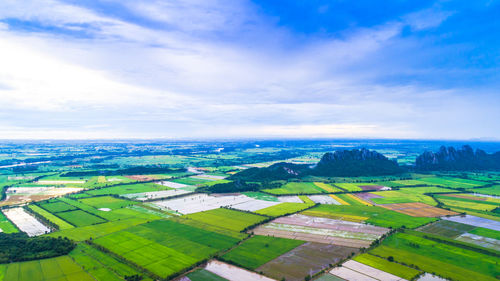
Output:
257 242 358 281
273 214 387 235
252 227 372 248
379 202 458 217
359 185 386 191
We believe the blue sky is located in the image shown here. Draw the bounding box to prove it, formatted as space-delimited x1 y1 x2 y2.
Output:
0 0 498 139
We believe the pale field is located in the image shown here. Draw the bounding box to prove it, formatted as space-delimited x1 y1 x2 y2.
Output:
205 260 276 281
342 260 406 281
37 180 86 184
330 266 378 281
308 195 340 205
158 181 190 189
122 189 192 201
277 196 303 203
443 215 500 231
1 186 82 206
456 233 500 251
3 207 51 236
153 193 267 214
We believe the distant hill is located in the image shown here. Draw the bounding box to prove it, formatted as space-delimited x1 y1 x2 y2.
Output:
312 148 404 176
416 145 500 171
229 162 310 182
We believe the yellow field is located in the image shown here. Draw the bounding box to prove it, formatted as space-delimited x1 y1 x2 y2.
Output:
314 182 339 192
329 194 349 205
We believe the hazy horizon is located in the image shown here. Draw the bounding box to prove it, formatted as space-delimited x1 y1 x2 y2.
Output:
1 1 499 139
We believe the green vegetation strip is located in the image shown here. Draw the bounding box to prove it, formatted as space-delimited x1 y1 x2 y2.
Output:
256 202 314 217
28 205 74 230
353 253 421 280
222 235 304 269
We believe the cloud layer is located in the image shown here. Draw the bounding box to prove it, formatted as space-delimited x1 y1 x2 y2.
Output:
0 0 498 139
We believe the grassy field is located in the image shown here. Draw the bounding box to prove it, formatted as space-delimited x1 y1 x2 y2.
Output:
94 219 240 279
418 176 488 188
436 195 499 211
56 210 106 226
70 243 146 281
256 202 314 217
298 195 315 204
263 182 325 195
370 231 500 281
0 255 95 281
28 205 74 230
469 227 500 240
39 201 77 213
86 182 171 196
303 205 436 228
468 185 499 196
78 196 137 210
222 235 304 269
334 194 367 206
0 211 18 233
353 253 421 280
184 208 266 232
46 217 149 241
370 186 455 205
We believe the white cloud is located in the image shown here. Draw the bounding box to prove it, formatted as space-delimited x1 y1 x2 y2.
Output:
0 0 497 139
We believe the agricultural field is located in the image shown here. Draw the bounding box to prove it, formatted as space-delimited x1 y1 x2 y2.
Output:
252 214 388 248
263 182 325 195
369 230 500 281
221 235 304 269
0 211 18 233
0 255 95 281
255 202 314 217
183 208 266 233
2 207 50 236
378 202 458 217
94 219 240 279
303 205 436 228
329 260 408 281
353 253 422 280
1 141 500 281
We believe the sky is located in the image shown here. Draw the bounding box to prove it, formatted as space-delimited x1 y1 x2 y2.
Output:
0 0 499 140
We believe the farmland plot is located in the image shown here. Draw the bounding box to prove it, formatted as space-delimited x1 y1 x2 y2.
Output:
308 195 340 204
184 208 266 232
443 215 500 231
353 254 421 280
1 255 95 281
379 202 458 217
253 214 387 248
418 220 476 238
205 260 275 281
122 189 191 201
330 260 406 281
221 235 304 269
455 232 500 251
257 242 358 281
37 180 85 184
0 211 18 233
1 186 82 206
256 202 313 217
2 208 50 236
277 196 303 203
153 193 265 214
158 181 191 189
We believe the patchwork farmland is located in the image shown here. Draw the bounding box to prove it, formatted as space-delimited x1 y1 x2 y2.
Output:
0 141 499 281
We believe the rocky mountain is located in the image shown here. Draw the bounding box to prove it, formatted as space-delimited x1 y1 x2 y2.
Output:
313 148 403 176
416 145 500 171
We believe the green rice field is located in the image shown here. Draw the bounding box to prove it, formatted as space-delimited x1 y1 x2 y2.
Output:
56 210 106 226
370 231 500 281
186 269 227 281
332 183 363 192
263 182 325 194
0 255 95 281
222 235 304 269
28 205 74 230
184 208 266 232
353 253 421 280
78 196 137 210
86 182 171 196
39 201 77 213
0 212 18 233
